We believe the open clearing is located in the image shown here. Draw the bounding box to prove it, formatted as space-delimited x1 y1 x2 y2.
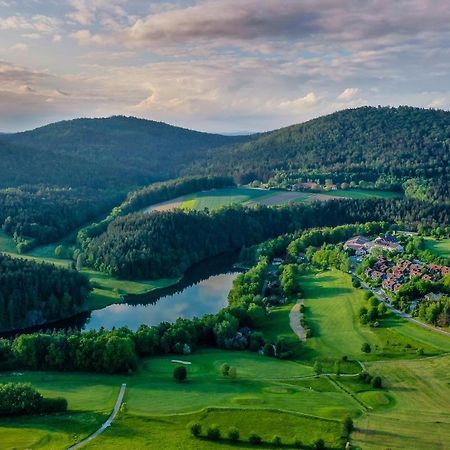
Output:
424 237 450 258
144 187 402 212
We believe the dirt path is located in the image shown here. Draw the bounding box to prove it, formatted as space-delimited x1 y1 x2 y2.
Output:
289 300 307 342
67 383 127 450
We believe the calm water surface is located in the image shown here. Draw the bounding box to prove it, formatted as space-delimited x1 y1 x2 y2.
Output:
84 271 238 331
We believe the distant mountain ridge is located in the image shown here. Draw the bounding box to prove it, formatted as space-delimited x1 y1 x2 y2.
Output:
0 116 251 188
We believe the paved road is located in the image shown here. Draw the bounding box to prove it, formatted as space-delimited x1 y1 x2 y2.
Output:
67 383 127 450
353 275 450 338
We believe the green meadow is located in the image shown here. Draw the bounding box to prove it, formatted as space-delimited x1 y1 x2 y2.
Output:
424 237 450 258
321 189 402 200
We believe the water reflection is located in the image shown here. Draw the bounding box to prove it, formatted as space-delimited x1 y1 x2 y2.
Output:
4 253 240 335
84 271 237 331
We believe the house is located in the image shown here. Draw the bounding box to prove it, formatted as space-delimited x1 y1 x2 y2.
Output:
371 236 404 253
344 236 370 252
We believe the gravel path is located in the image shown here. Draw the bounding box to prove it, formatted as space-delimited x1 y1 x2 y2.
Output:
289 300 307 342
67 383 127 450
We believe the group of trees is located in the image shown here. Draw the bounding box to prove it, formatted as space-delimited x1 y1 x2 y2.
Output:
359 292 386 325
0 185 122 251
188 421 328 449
0 328 137 373
82 198 450 280
0 382 67 416
417 296 450 327
0 254 90 332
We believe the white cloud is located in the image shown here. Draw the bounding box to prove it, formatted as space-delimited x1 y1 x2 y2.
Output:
337 88 360 101
11 43 29 52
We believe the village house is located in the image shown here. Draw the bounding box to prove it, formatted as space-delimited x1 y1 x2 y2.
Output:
344 236 371 255
370 236 404 253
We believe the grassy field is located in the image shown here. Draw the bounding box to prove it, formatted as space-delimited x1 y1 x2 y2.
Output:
424 237 450 258
321 189 403 199
147 187 403 212
300 270 450 362
181 187 276 210
0 350 355 449
353 355 450 450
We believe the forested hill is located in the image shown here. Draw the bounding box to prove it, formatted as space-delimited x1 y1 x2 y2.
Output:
0 116 252 188
189 106 450 199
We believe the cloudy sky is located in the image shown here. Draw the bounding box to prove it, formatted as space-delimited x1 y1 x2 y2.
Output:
1 0 449 133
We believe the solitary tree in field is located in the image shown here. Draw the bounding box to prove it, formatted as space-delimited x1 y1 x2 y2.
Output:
220 363 230 376
188 422 202 437
228 427 240 442
342 415 354 437
173 365 187 382
229 367 237 380
361 342 371 353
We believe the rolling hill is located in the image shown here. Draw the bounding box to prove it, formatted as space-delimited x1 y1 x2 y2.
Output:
188 106 449 201
0 116 252 188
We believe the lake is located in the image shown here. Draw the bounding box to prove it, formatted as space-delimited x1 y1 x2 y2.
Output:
84 270 238 331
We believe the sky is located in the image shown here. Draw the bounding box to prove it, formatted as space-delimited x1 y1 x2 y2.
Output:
0 0 449 133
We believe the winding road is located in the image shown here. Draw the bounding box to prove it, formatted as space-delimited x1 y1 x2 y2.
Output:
353 275 450 337
67 383 127 450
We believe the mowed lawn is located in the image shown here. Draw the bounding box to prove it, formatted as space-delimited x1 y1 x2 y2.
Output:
301 270 379 360
0 350 355 449
321 189 402 199
300 270 449 361
353 355 450 450
181 187 277 210
424 237 450 258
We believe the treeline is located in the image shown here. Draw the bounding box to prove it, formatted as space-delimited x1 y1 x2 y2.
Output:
0 185 123 251
189 106 449 202
0 254 90 332
77 176 234 245
83 198 450 279
0 383 67 416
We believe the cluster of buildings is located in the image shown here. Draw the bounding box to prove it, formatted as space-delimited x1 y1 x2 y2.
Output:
365 256 450 293
344 235 404 256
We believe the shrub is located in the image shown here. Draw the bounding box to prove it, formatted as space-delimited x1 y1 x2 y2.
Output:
220 363 230 376
314 438 326 450
228 426 240 442
342 415 354 436
206 424 221 441
229 367 237 380
249 433 262 445
263 343 275 357
271 435 282 446
173 366 187 382
188 421 202 437
361 342 371 353
371 376 383 389
0 383 42 416
294 437 303 448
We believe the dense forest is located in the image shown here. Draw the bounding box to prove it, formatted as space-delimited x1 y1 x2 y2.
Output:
0 116 251 189
77 176 234 245
0 185 123 251
188 106 450 202
0 254 90 332
83 198 450 279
